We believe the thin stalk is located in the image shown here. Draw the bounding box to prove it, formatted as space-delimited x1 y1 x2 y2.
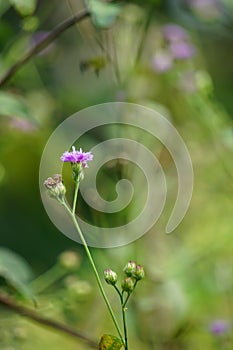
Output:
122 281 137 308
72 181 79 215
61 199 124 344
113 286 128 350
113 285 122 299
122 303 128 350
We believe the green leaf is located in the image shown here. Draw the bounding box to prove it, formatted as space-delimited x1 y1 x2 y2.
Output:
0 247 34 299
9 0 37 16
87 0 122 29
99 334 124 350
0 91 34 120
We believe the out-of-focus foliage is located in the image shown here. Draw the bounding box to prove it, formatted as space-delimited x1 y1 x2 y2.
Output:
87 0 122 28
0 247 34 298
0 0 232 349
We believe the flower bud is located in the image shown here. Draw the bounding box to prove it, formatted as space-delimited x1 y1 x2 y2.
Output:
134 264 145 281
123 260 136 276
104 269 118 285
121 277 135 293
44 174 66 201
72 163 84 183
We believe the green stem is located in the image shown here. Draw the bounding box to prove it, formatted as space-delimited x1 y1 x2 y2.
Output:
122 281 137 309
72 181 79 215
61 199 124 344
113 286 128 350
122 304 128 350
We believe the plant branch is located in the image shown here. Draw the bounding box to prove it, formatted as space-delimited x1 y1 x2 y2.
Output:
0 9 90 87
0 292 98 348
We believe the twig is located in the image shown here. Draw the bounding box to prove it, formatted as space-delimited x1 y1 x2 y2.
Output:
0 9 90 87
0 293 98 348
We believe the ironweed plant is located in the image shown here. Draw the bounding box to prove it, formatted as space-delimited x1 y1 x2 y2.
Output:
44 146 145 350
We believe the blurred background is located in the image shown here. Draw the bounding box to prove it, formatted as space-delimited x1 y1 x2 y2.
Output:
0 0 232 349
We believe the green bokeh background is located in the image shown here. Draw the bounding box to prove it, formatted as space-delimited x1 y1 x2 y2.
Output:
0 0 232 349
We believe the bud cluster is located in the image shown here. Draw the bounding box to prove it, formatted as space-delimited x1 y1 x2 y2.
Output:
121 261 145 293
123 260 145 280
44 174 66 201
104 260 145 295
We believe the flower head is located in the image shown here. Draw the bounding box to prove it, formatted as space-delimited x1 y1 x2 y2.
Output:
104 269 118 285
121 277 135 293
123 261 136 276
61 146 93 168
44 174 66 200
170 41 196 60
134 264 145 281
163 24 188 42
209 319 230 336
152 50 173 73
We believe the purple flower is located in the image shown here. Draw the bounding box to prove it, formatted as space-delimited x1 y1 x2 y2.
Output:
61 146 93 168
163 24 188 42
209 320 230 335
9 117 37 132
152 50 173 73
170 42 196 60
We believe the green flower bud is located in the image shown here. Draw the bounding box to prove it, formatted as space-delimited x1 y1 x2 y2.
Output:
44 174 66 201
123 260 136 276
104 269 118 285
121 277 135 292
134 264 145 281
72 163 84 183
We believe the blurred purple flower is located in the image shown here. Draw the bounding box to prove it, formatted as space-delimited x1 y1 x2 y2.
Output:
163 24 188 42
152 50 173 73
61 146 93 168
170 42 196 60
9 117 37 132
209 320 230 335
30 31 54 56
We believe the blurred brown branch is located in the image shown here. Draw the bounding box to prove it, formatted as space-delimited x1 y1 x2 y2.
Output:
0 292 98 348
0 8 90 88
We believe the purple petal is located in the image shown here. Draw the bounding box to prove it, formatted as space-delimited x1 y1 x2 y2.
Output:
170 42 196 59
163 24 189 42
209 320 230 335
60 146 93 166
152 51 173 73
